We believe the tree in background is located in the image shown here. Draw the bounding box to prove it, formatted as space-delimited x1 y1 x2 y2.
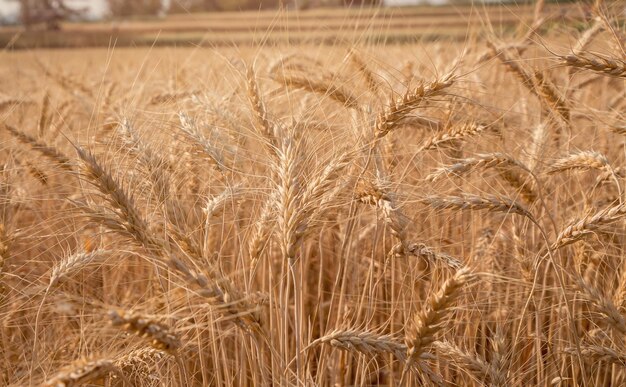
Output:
16 0 85 29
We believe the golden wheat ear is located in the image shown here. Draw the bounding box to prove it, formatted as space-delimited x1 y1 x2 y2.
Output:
108 309 181 354
402 267 476 383
3 124 74 172
559 53 626 78
43 358 121 387
307 328 407 361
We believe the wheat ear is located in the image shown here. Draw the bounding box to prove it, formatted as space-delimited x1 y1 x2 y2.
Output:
422 193 533 219
374 72 455 140
178 112 227 174
433 340 504 385
348 48 382 95
274 71 359 108
43 358 120 387
552 203 626 249
3 125 73 171
489 42 570 124
149 90 196 105
574 276 626 335
37 92 50 139
0 97 32 111
418 122 487 152
109 309 181 354
48 250 109 288
74 147 259 331
547 150 614 175
565 345 626 366
356 179 462 269
308 328 408 361
246 65 276 147
426 153 529 182
559 53 626 78
532 70 570 123
402 267 475 383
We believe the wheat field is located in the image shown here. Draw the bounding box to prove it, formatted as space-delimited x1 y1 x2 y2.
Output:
1 1 626 386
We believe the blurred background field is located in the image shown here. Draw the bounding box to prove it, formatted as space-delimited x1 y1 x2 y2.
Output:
0 1 583 48
2 1 626 386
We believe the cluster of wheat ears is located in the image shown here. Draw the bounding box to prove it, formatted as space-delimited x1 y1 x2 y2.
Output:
1 1 626 386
